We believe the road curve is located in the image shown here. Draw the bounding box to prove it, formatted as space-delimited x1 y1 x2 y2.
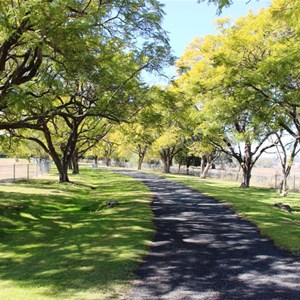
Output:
115 170 300 300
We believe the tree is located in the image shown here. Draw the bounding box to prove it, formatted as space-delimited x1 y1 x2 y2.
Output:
211 3 300 188
118 96 163 170
1 0 172 182
8 64 149 182
271 131 300 195
237 2 300 193
174 11 282 187
0 0 171 119
149 87 193 173
188 137 219 178
0 0 172 134
174 148 201 175
95 130 122 166
0 133 43 161
153 126 185 173
0 0 99 114
69 118 112 174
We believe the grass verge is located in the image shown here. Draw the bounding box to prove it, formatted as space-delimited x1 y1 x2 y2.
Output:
160 173 300 256
0 168 153 300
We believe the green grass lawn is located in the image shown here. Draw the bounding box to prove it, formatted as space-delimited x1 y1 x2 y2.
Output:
0 168 153 300
160 173 300 256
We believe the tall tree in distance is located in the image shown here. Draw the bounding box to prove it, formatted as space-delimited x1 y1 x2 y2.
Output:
174 10 282 188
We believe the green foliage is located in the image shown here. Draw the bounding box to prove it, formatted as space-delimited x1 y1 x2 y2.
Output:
0 168 153 299
0 135 45 160
0 0 171 130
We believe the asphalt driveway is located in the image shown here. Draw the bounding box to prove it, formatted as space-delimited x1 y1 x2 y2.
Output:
115 170 300 300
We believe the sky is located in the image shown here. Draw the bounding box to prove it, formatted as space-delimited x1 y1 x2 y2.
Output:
154 0 271 82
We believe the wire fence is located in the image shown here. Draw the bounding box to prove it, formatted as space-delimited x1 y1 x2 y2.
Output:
120 162 300 191
82 159 300 191
177 167 300 191
0 161 51 182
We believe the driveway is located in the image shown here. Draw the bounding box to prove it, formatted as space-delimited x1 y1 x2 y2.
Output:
115 170 300 300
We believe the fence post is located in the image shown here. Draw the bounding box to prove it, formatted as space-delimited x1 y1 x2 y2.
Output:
13 164 16 182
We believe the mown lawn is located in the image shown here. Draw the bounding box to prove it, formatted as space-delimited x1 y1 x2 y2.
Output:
0 168 153 300
161 173 300 256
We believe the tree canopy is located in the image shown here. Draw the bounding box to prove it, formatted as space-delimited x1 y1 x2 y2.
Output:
3 0 300 190
168 0 300 188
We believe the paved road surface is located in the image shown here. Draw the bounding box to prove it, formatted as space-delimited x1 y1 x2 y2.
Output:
116 170 300 300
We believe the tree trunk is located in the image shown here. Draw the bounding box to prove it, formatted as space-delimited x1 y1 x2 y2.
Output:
277 139 299 196
200 162 212 179
200 155 207 176
186 157 191 175
241 166 252 188
279 178 288 196
138 157 143 170
72 152 79 174
163 153 172 173
54 159 70 183
240 141 252 188
178 164 182 174
200 153 214 179
163 158 172 173
279 164 292 196
43 135 71 183
94 155 98 166
36 144 70 183
160 147 183 174
160 148 172 173
59 169 70 183
137 145 147 170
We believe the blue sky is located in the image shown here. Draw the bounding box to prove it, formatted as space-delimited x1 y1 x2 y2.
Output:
161 0 271 58
150 0 271 83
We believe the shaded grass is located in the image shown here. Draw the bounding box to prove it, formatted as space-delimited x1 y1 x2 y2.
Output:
160 173 300 256
0 168 153 300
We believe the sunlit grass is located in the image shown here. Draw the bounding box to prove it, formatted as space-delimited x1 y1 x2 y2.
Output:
161 173 300 255
0 168 153 300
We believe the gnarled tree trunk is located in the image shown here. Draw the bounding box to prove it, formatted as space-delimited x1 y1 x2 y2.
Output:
137 145 147 170
200 161 212 179
240 165 252 188
276 135 299 196
160 146 183 173
72 149 79 174
160 148 173 173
